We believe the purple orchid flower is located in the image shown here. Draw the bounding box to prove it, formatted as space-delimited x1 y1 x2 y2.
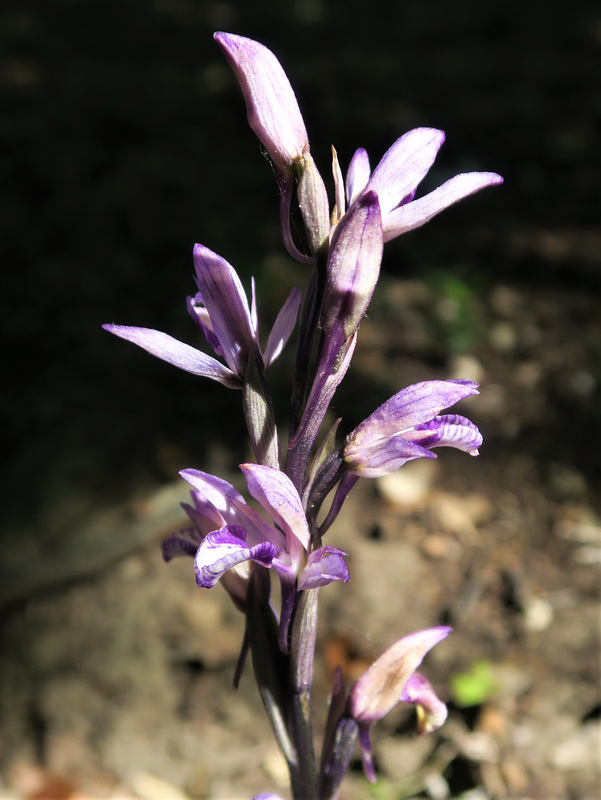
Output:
349 626 451 783
104 244 301 388
344 379 483 478
162 464 349 645
340 128 503 242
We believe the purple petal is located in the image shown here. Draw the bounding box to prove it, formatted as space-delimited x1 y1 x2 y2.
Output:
349 626 451 726
345 436 436 479
400 672 448 735
102 324 239 388
192 244 256 376
181 468 245 507
346 147 371 206
297 546 350 590
358 726 376 783
240 464 310 551
408 413 483 455
161 527 203 561
366 128 445 216
252 794 285 800
263 287 302 366
181 468 284 548
194 525 276 588
347 380 479 450
214 32 308 171
383 171 504 241
186 293 224 357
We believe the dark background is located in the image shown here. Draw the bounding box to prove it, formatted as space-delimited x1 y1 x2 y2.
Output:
3 0 598 543
1 1 600 797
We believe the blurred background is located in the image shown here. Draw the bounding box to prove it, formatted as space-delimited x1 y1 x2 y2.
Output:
1 1 599 798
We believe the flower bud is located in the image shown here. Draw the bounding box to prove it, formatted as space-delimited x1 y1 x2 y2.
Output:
320 191 383 338
214 32 308 172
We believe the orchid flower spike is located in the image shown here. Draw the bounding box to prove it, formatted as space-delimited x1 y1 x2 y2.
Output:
104 244 301 389
349 626 451 782
343 128 503 242
345 379 482 478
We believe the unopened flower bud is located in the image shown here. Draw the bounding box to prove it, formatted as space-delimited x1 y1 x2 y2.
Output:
320 191 383 338
214 32 308 172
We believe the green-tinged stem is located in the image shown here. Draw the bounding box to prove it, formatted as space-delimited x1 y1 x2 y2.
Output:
243 353 280 470
289 589 320 799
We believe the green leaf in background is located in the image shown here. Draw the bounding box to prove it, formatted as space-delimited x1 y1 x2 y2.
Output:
450 660 496 707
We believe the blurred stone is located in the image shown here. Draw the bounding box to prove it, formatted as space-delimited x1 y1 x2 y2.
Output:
550 721 601 771
128 772 190 800
377 735 434 781
448 353 486 384
488 285 522 317
477 706 509 738
420 533 462 560
489 321 517 353
431 492 491 542
262 747 288 785
500 759 530 794
376 459 439 508
522 596 554 632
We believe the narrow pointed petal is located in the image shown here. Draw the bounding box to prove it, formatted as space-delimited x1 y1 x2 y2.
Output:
192 244 256 375
240 464 310 551
331 145 346 221
186 293 225 357
102 324 239 388
358 726 377 783
194 525 276 588
408 413 483 455
263 287 302 366
180 468 245 506
383 171 504 240
348 380 479 449
400 672 448 735
250 276 259 339
161 527 203 561
297 546 350 590
214 32 308 171
346 147 371 206
367 128 445 215
319 472 359 536
182 496 226 535
349 626 451 726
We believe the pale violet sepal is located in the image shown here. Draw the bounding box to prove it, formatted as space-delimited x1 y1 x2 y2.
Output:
101 325 239 388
